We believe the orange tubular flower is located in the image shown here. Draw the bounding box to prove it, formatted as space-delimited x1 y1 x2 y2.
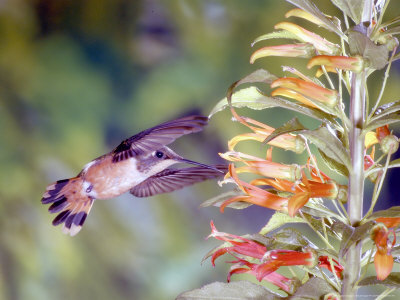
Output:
235 160 302 182
271 77 338 107
208 221 308 293
307 55 364 73
252 171 339 217
375 217 400 229
250 43 315 63
220 164 288 213
371 224 395 280
274 22 339 55
228 131 304 154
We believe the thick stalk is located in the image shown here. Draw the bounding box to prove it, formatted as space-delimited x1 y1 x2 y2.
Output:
341 73 365 299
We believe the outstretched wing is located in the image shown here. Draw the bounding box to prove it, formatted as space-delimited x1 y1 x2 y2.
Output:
112 115 208 162
130 165 228 197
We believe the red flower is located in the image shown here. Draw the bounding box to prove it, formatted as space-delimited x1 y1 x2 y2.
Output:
208 221 316 293
318 256 344 279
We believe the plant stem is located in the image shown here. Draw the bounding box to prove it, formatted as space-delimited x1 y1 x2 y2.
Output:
341 73 366 299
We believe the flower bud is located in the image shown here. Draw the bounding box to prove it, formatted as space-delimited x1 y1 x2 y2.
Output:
380 134 399 154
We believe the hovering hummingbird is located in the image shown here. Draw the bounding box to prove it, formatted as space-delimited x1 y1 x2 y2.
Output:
41 115 226 236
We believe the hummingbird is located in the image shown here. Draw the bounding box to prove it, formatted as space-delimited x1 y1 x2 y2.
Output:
41 115 226 236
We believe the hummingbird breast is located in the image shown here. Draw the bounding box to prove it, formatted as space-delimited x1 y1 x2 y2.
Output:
83 156 148 199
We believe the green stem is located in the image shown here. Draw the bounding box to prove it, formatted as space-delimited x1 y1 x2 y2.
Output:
341 72 366 299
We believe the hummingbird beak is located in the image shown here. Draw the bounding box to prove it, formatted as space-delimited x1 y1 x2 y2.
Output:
176 158 225 173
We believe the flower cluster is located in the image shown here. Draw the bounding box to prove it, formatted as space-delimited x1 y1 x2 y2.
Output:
207 221 328 293
204 0 400 298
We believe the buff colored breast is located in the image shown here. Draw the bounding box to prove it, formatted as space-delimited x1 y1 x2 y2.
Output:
84 156 148 199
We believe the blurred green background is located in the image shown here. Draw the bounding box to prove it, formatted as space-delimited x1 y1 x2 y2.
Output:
1 1 400 299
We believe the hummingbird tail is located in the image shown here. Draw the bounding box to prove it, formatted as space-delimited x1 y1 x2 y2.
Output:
41 177 94 236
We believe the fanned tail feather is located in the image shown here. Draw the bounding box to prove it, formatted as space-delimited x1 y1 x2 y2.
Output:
41 177 94 236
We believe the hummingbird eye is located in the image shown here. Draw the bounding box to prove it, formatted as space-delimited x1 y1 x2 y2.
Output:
155 151 164 158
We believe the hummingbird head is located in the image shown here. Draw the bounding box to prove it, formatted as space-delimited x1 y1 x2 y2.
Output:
139 146 223 176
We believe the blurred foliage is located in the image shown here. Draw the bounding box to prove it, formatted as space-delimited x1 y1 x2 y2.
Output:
1 0 400 300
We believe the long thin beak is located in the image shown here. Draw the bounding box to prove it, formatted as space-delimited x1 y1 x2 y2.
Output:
177 158 225 173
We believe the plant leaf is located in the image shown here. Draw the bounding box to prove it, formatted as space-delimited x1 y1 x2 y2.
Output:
285 0 345 38
287 276 336 298
373 100 400 118
176 280 280 300
200 190 252 210
209 87 276 117
259 212 306 235
318 148 349 177
365 100 400 132
348 26 389 70
358 273 400 288
270 227 317 249
251 31 300 46
263 117 307 145
337 221 375 258
330 0 365 24
367 206 400 220
302 125 351 170
210 86 338 129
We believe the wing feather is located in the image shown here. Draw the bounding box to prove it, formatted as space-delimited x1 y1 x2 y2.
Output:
112 115 208 162
130 165 228 197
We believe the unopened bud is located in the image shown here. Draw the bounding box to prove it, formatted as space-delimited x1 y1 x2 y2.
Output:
380 135 399 154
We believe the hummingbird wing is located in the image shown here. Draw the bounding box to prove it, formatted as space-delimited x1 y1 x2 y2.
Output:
130 165 228 197
112 115 208 163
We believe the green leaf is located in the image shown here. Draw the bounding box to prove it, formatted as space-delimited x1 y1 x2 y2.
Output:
348 26 389 70
286 277 337 299
365 100 400 132
318 148 349 177
373 100 400 118
251 31 300 46
367 206 400 220
210 86 338 129
381 25 400 36
270 227 317 249
285 0 345 38
200 190 252 210
358 273 400 288
330 0 365 24
176 280 281 300
364 115 400 133
263 117 307 145
209 87 276 117
260 212 306 235
336 221 375 258
302 126 351 170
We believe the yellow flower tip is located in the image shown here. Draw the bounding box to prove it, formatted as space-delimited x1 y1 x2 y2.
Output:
307 55 364 73
315 66 337 78
285 8 325 27
250 44 314 64
271 87 318 108
274 22 339 55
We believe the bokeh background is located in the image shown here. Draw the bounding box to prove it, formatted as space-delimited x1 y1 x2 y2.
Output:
1 0 400 299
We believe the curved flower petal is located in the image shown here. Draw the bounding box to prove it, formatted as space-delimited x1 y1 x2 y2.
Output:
275 22 339 54
271 77 338 107
250 43 315 63
374 251 394 280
